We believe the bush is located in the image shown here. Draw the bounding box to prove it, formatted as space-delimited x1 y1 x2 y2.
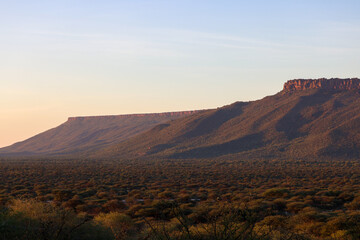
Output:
1 199 110 240
95 212 135 240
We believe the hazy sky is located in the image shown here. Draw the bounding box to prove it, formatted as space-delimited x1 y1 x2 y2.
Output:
1 1 360 147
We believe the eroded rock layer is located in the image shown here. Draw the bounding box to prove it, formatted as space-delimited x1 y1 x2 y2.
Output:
283 78 360 91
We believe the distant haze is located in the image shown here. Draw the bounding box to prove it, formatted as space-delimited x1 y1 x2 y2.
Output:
1 0 360 147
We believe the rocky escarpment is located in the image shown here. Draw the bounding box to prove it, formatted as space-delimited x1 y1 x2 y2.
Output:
67 111 199 122
283 78 360 91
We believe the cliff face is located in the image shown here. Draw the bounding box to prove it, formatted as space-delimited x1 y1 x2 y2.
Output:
283 78 360 91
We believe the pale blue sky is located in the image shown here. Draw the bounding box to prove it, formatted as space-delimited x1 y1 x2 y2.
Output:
1 0 360 147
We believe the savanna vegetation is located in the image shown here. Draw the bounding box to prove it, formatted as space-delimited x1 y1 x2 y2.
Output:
1 157 360 239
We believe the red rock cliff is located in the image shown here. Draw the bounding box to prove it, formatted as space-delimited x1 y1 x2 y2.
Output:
283 78 360 91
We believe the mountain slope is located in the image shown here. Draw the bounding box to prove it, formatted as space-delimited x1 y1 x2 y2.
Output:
94 79 360 160
0 111 198 156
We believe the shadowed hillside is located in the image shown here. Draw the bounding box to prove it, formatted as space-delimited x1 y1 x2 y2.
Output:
0 111 198 156
95 79 360 160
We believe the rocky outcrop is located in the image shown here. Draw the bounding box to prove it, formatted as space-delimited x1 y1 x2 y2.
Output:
283 78 360 92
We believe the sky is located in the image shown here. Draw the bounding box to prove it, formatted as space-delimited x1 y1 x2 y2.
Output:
1 0 360 147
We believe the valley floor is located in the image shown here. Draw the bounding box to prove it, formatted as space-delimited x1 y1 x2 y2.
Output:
1 157 360 239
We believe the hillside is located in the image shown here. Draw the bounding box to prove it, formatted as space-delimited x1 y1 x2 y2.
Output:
0 111 198 156
2 78 360 160
94 78 360 160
